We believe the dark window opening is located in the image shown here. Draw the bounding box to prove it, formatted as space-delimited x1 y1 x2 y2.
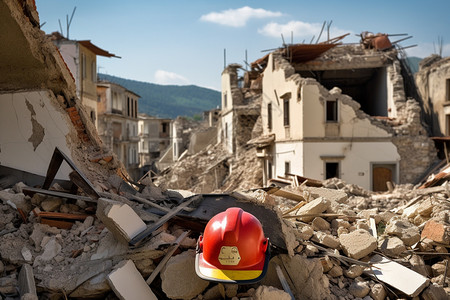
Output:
325 162 339 179
284 161 290 175
283 98 290 126
224 93 227 108
268 103 272 130
446 79 450 101
326 100 338 122
268 161 272 180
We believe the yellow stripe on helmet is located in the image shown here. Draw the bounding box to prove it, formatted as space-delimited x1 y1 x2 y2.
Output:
199 266 262 281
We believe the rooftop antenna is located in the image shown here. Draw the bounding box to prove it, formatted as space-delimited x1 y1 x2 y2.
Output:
316 21 326 44
66 6 77 39
58 19 63 36
245 49 248 71
327 20 333 41
224 48 226 69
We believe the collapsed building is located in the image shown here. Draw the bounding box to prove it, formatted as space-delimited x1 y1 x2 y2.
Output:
2 1 450 299
222 34 437 192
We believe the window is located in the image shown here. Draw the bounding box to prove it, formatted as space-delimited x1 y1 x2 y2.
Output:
326 100 338 122
135 100 138 118
225 122 228 139
268 161 272 180
447 79 450 101
284 161 291 175
127 97 130 117
91 61 96 82
224 93 227 108
283 98 290 126
81 54 86 79
268 103 272 130
325 162 339 179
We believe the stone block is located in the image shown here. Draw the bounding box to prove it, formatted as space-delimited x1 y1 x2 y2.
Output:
312 217 331 231
161 250 209 299
305 187 348 203
312 231 340 249
349 279 370 298
107 260 157 300
378 236 406 257
421 220 450 245
96 198 146 244
297 197 330 222
254 285 292 300
339 229 377 259
385 218 420 246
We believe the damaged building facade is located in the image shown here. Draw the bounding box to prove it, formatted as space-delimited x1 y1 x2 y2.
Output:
220 64 262 155
223 40 437 191
50 32 119 127
415 55 450 137
96 81 141 179
0 0 121 183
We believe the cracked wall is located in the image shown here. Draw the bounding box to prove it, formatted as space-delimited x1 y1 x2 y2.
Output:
261 51 436 190
0 90 74 178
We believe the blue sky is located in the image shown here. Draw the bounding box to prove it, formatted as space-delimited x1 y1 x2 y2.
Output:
35 1 450 91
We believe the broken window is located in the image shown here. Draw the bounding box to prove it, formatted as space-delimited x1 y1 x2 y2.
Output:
268 103 272 130
326 99 338 122
297 67 388 117
325 162 339 179
283 98 290 126
284 161 290 175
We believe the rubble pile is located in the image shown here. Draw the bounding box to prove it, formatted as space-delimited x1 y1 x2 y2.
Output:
156 143 262 194
1 168 450 299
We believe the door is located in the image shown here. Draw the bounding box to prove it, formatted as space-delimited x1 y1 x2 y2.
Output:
372 164 395 192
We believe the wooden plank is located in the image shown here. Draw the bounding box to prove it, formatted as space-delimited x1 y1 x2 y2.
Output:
275 263 295 300
146 231 190 285
22 187 96 203
129 196 199 247
42 147 100 200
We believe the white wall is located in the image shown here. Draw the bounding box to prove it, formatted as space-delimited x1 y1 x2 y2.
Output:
0 90 74 179
273 142 304 178
222 112 234 153
57 43 79 96
303 141 399 189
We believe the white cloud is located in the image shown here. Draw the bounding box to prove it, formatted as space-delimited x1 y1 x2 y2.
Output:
258 21 352 43
154 70 189 85
200 6 282 27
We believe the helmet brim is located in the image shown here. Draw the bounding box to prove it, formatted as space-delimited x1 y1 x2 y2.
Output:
195 247 270 284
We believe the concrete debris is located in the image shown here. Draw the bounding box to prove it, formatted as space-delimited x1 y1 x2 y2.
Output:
160 250 209 299
2 3 450 298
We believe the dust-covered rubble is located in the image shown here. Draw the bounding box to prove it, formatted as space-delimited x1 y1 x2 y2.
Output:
1 170 450 299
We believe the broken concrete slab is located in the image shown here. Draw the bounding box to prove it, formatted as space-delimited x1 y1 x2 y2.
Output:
18 264 37 297
262 255 330 300
295 197 330 222
304 186 348 204
378 236 406 257
339 229 377 259
96 198 146 244
384 218 420 246
369 254 430 297
160 249 209 299
348 278 370 298
107 260 157 300
254 285 292 300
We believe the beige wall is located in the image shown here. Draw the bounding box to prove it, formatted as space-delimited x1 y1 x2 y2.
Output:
303 141 399 190
0 90 73 179
262 52 399 189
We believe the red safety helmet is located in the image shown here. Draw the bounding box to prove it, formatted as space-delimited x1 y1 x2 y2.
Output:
195 207 270 284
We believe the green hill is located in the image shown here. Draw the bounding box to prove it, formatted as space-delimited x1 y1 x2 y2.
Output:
98 74 221 119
